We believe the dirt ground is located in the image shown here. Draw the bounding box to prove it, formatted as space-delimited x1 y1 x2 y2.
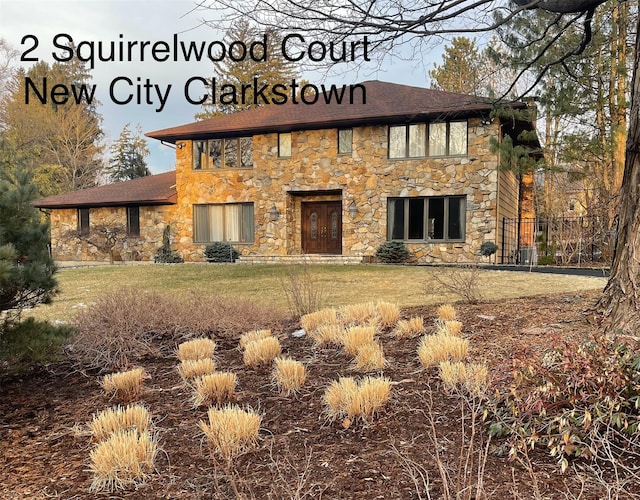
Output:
1 289 636 499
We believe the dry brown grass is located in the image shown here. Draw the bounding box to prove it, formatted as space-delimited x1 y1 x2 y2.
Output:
376 301 401 329
437 320 463 337
323 376 392 422
192 372 238 407
238 329 273 350
90 405 151 442
338 302 378 327
439 361 488 396
353 342 386 371
342 325 376 356
89 429 158 493
272 357 307 395
310 323 345 346
198 405 261 459
417 334 469 368
243 336 282 368
392 316 425 338
436 304 457 321
177 358 216 381
176 338 216 362
101 368 145 402
300 308 338 334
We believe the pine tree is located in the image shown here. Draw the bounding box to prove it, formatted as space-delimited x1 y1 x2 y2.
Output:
0 138 57 320
107 123 151 182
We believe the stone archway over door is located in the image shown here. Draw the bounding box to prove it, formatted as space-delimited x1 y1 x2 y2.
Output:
301 201 342 254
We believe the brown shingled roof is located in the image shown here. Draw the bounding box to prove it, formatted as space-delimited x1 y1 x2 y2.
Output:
146 80 524 143
32 171 177 209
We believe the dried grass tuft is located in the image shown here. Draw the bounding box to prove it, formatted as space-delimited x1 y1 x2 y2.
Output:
101 368 145 402
238 329 273 350
176 338 216 362
437 320 463 337
437 304 457 321
198 404 261 459
192 372 237 407
338 302 378 327
417 334 468 368
243 336 282 368
272 357 307 395
376 301 401 329
353 342 386 371
177 358 216 381
342 325 376 356
310 323 345 346
90 405 151 442
392 316 425 338
323 376 391 421
439 361 488 396
89 429 158 493
300 308 338 334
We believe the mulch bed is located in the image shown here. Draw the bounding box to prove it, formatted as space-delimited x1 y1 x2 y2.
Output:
1 290 632 499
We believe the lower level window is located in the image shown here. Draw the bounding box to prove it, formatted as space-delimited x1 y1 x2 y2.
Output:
387 196 466 241
78 208 89 235
194 203 254 243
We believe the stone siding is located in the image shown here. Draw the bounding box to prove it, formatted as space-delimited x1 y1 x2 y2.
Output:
49 205 175 262
170 117 506 263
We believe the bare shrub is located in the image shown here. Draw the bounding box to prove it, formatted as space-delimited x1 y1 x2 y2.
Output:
176 338 216 362
238 329 272 350
192 372 237 407
272 357 306 395
198 404 261 460
278 263 324 317
310 323 344 346
90 405 151 442
69 289 285 371
243 336 282 368
300 308 338 335
177 358 216 381
323 376 391 422
101 368 145 402
353 342 386 371
425 265 483 304
89 429 158 493
342 325 376 356
392 316 425 338
376 301 401 329
417 334 469 368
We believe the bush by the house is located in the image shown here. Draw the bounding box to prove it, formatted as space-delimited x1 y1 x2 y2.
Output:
480 241 498 258
154 225 183 264
374 241 410 264
204 242 240 263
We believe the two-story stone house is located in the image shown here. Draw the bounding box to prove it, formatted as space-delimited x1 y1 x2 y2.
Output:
34 80 538 264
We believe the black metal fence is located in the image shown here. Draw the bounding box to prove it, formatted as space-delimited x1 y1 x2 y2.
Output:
501 216 616 266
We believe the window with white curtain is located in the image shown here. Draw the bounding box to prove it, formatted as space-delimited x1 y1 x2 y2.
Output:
387 196 466 242
193 203 254 243
388 121 468 158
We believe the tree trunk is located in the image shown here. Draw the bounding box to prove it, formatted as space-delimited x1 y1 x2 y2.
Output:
596 12 640 335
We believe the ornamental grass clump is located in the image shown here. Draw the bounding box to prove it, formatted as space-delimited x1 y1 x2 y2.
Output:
89 429 158 493
311 323 345 346
101 368 145 402
417 333 468 368
338 302 378 327
177 358 216 381
437 304 457 322
300 308 338 335
272 357 307 395
439 361 488 396
342 325 376 356
392 316 425 338
376 301 401 329
238 329 273 350
176 338 216 362
192 372 238 407
243 336 282 368
353 342 386 371
437 320 464 337
323 376 391 422
198 405 261 459
90 405 151 442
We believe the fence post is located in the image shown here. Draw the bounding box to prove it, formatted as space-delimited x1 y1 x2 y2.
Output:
501 217 506 264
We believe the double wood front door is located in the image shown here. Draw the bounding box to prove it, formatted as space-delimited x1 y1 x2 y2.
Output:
301 201 342 254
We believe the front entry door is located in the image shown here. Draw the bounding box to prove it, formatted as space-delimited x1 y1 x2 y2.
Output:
301 201 342 254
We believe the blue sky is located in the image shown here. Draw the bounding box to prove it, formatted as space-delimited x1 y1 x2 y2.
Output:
0 0 440 174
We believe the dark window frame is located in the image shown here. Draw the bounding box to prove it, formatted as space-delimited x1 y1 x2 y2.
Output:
388 120 468 159
77 208 90 235
387 196 467 242
192 137 253 170
127 206 140 237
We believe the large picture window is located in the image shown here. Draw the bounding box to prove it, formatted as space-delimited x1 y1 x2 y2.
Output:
388 121 467 158
193 203 254 243
387 196 466 242
193 138 253 169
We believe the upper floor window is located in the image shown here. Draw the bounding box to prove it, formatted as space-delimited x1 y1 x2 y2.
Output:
77 208 89 235
387 196 466 242
338 128 353 155
278 132 292 157
193 138 253 170
127 206 140 237
388 121 467 159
